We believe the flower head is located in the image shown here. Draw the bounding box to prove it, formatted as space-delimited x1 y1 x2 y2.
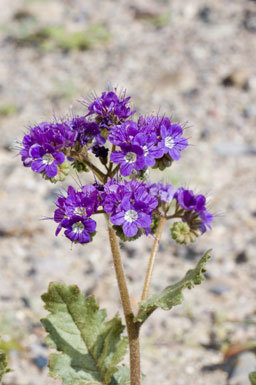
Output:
87 90 135 127
103 179 158 238
19 121 76 177
62 217 96 244
159 119 188 160
30 144 65 178
69 116 105 147
53 184 101 242
111 144 145 176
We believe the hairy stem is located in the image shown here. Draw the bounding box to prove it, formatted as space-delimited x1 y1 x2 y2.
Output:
106 218 141 385
141 216 166 301
82 157 106 182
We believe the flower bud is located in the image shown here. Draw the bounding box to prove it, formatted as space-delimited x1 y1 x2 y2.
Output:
71 160 89 173
170 221 200 245
44 161 70 183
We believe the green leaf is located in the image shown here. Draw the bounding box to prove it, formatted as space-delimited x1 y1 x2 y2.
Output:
0 350 10 383
41 283 128 385
113 366 130 385
135 250 211 323
249 372 256 385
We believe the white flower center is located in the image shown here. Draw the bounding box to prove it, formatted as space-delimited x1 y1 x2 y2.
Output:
74 207 87 216
124 152 136 163
124 209 138 223
42 153 54 165
164 136 175 149
72 222 84 233
143 145 149 156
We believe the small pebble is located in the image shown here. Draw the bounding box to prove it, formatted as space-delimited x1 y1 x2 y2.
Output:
32 355 48 370
209 284 231 296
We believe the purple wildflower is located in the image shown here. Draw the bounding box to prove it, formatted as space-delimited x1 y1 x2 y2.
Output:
174 188 206 212
159 119 188 160
62 217 96 244
30 144 65 178
87 90 135 126
69 117 105 147
103 179 158 237
111 144 145 176
108 120 139 146
53 184 101 243
19 121 77 175
174 188 213 233
111 197 151 237
134 133 164 167
148 183 176 203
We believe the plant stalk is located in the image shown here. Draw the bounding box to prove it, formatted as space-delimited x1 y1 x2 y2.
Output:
141 216 166 301
107 219 141 385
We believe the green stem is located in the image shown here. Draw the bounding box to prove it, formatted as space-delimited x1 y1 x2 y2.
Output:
141 216 166 301
106 218 141 385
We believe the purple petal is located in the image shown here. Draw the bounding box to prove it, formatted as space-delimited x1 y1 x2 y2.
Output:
54 209 65 223
123 221 138 237
54 151 65 164
64 229 79 242
31 159 46 173
29 144 43 158
111 211 125 225
120 162 133 176
169 148 181 160
137 212 151 228
134 156 145 170
55 223 63 236
78 231 90 243
45 163 58 177
111 151 124 164
84 219 96 233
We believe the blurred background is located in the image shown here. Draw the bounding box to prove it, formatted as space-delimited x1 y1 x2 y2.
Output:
0 0 256 384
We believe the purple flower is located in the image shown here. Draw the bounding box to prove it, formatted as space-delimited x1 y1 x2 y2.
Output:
148 183 176 203
199 211 213 233
174 188 213 233
30 144 65 178
69 117 105 147
103 179 158 237
111 195 152 237
62 217 96 243
111 144 145 176
19 121 76 175
159 120 188 160
108 120 139 146
87 90 135 126
53 184 101 242
134 133 164 167
174 188 206 212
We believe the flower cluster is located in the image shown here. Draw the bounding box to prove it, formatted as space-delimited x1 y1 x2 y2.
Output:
19 89 188 181
86 90 135 127
20 121 76 178
54 185 101 243
19 88 213 245
109 117 187 176
104 179 159 238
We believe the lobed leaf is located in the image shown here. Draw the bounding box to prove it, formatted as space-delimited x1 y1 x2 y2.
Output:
135 250 211 323
41 283 128 385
